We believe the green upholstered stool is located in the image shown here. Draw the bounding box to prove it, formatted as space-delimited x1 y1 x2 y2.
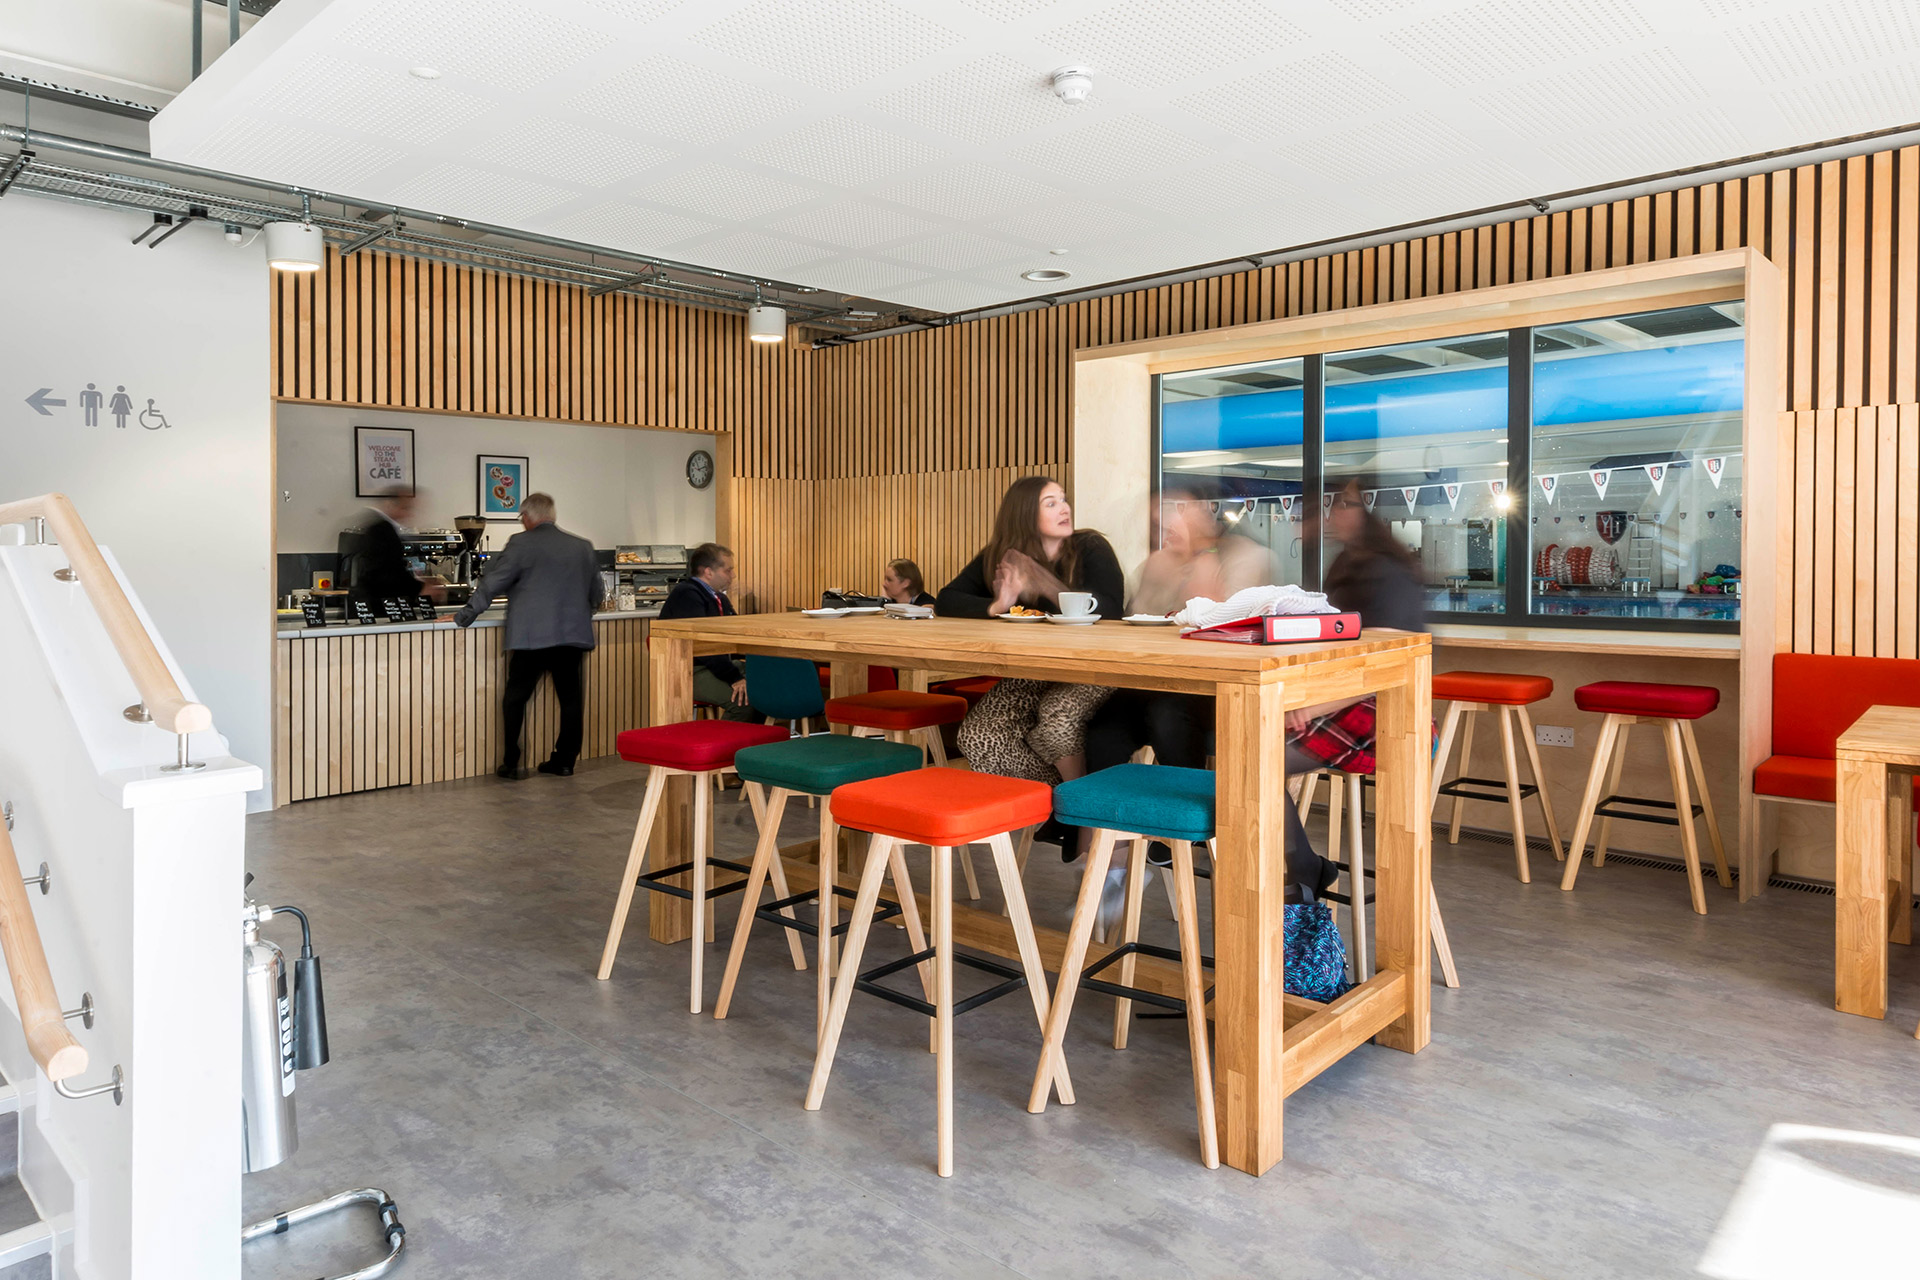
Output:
715 734 925 1042
1034 763 1220 1170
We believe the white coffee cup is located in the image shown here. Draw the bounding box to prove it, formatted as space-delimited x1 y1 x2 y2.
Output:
1057 591 1096 617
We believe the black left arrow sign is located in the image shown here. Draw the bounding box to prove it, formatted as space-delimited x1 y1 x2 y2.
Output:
25 389 66 416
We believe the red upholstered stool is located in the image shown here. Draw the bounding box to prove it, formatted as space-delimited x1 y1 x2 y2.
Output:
806 768 1068 1178
827 689 980 897
930 676 999 705
597 720 797 1012
1430 671 1564 884
1560 681 1731 913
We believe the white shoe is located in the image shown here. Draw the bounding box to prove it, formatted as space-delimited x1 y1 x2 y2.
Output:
1091 867 1128 944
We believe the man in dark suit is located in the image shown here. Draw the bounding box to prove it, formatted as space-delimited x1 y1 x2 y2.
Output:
455 492 604 778
658 542 762 723
344 488 436 606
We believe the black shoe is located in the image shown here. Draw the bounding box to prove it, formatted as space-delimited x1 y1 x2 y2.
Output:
497 764 523 780
537 761 574 777
1030 818 1078 861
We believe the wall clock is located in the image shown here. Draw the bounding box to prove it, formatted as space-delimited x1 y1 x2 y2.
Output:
686 449 714 490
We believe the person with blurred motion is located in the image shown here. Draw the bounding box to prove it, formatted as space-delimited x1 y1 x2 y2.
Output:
880 558 936 607
938 477 1122 814
659 542 764 723
344 486 448 606
455 492 602 779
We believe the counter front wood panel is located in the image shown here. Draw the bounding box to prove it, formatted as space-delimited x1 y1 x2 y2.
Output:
273 618 649 803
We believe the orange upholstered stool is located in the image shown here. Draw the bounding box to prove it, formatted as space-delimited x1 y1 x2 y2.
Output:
1431 671 1563 883
1560 681 1731 913
806 767 1067 1178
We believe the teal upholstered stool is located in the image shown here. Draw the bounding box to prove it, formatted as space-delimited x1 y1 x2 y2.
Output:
716 734 925 1042
1033 762 1219 1169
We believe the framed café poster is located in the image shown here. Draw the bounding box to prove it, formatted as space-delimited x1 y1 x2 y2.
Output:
478 454 528 520
354 425 415 497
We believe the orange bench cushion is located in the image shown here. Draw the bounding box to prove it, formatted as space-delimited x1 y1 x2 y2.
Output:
832 767 1051 846
826 690 969 730
1434 671 1553 706
1754 753 1920 808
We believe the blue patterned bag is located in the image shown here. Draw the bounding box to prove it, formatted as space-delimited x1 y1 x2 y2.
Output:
1283 880 1351 1002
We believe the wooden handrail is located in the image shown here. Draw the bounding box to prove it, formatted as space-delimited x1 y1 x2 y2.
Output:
0 493 212 735
0 820 85 1083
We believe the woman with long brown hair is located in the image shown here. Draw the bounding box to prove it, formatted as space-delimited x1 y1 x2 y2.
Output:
937 476 1123 794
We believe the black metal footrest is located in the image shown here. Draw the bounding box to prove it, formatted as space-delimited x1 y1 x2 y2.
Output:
855 948 1028 1018
1437 774 1539 805
1593 793 1701 828
1321 858 1375 908
756 885 903 940
635 857 754 902
1081 940 1214 1015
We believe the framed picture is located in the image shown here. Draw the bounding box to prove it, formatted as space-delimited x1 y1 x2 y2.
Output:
478 454 529 520
354 426 415 497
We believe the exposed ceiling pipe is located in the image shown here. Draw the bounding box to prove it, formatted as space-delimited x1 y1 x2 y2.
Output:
339 217 400 256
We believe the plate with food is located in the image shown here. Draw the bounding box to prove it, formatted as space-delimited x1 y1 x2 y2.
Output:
995 606 1047 622
801 607 850 618
1122 614 1178 625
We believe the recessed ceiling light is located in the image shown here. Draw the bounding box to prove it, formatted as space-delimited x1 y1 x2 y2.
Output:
1049 248 1070 256
1022 268 1070 282
409 66 442 80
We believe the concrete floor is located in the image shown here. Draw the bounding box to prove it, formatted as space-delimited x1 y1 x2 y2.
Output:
240 757 1920 1280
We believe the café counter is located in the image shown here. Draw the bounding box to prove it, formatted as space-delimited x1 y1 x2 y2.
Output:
273 607 659 804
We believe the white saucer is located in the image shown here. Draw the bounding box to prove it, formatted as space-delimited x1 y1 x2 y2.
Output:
801 607 848 618
843 606 883 614
1122 614 1177 625
994 612 1046 623
1045 614 1101 625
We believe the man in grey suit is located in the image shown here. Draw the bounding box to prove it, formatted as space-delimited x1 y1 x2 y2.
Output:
455 492 603 779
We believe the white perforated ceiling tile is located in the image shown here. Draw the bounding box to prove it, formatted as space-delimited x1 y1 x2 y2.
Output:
987 198 1158 247
467 117 674 185
677 230 836 273
1012 113 1212 184
1328 0 1420 20
1383 0 1655 84
337 0 614 89
691 0 962 93
254 54 496 146
1771 66 1920 143
577 0 687 22
566 55 801 143
868 55 1079 146
953 0 1057 21
887 277 1018 314
1127 160 1310 216
801 258 934 297
870 163 1065 222
545 200 717 251
1174 53 1405 142
885 230 1032 272
387 163 579 222
180 115 408 192
1473 48 1705 131
1041 0 1309 91
633 163 818 221
1540 109 1751 185
1726 0 1920 80
1276 112 1475 186
766 200 940 249
738 116 948 187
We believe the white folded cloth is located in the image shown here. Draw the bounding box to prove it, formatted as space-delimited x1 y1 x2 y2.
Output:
1175 584 1337 629
882 602 934 618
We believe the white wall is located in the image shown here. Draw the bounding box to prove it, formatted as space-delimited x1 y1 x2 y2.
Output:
0 195 273 808
274 404 714 555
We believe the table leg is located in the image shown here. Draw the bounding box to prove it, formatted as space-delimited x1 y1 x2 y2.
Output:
648 635 694 944
1890 794 1912 947
1211 680 1287 1176
828 661 870 734
1374 653 1433 1054
1835 756 1890 1018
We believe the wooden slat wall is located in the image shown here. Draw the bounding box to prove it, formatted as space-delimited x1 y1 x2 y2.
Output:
273 619 648 803
275 144 1920 657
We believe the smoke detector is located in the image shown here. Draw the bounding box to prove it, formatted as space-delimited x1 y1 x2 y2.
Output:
1050 66 1093 106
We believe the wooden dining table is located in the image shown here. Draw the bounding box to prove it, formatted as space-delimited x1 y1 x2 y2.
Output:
1833 704 1920 1021
644 613 1433 1176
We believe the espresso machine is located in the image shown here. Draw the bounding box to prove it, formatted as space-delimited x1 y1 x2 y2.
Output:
454 516 489 595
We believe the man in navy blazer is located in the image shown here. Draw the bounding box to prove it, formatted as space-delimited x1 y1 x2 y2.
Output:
658 542 762 723
456 492 603 777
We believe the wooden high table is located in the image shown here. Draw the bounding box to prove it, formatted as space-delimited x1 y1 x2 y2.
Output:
646 614 1433 1175
1833 705 1920 1021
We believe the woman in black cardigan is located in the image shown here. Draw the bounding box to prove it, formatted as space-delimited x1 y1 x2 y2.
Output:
938 476 1123 793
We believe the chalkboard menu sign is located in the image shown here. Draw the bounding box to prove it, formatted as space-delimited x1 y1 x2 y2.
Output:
300 598 327 629
351 599 378 626
414 596 438 621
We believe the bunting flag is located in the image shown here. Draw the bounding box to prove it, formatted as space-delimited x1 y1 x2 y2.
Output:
1704 456 1726 488
1323 493 1334 514
1363 489 1378 510
1646 463 1667 495
1590 468 1611 500
1279 494 1295 516
1488 478 1506 499
1537 474 1557 504
1444 482 1461 510
1402 486 1420 507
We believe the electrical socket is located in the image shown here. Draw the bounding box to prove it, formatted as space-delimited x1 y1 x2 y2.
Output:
1534 724 1575 748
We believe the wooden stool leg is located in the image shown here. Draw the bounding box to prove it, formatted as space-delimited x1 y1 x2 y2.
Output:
1560 715 1621 892
1514 704 1565 860
744 781 808 970
1661 718 1709 914
714 786 793 1020
1593 722 1632 868
816 800 837 1043
925 727 950 767
1346 773 1371 981
596 767 668 980
1030 830 1117 1113
932 843 955 1178
1327 772 1344 866
885 842 934 1006
1168 839 1219 1169
1429 888 1460 988
1680 720 1733 889
1496 706 1531 883
1449 708 1478 844
689 770 713 1012
1429 701 1464 818
1112 837 1150 1050
1000 825 1035 919
804 835 896 1111
988 832 1073 1104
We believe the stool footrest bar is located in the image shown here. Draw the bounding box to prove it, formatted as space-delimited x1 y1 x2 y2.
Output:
856 948 1029 1018
1081 941 1215 1013
1436 775 1540 803
757 887 903 939
1593 793 1702 827
634 857 752 902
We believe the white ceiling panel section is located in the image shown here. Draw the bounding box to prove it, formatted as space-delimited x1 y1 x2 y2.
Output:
152 0 1920 314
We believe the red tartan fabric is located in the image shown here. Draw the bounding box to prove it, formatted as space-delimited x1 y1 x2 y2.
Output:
1293 698 1379 774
